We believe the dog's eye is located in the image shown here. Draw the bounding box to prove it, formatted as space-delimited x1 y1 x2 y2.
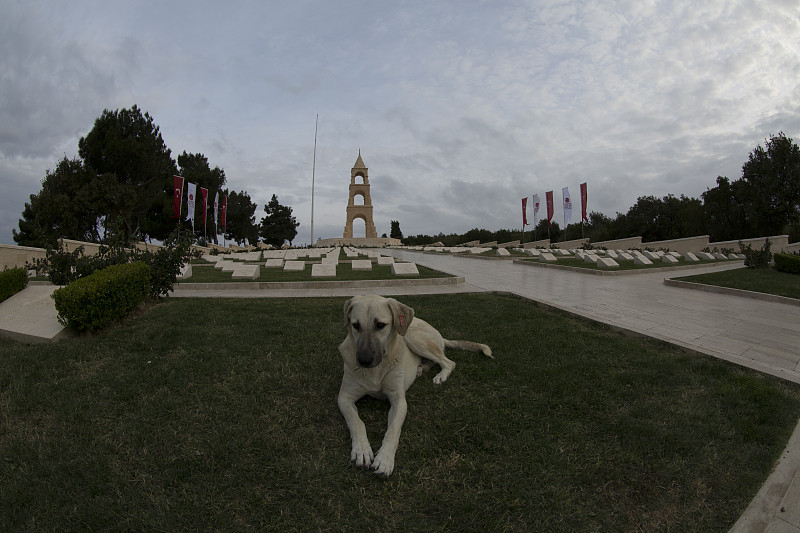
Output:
352 322 361 331
375 321 387 330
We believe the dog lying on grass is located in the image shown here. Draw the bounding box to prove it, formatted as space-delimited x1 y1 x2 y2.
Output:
337 295 493 476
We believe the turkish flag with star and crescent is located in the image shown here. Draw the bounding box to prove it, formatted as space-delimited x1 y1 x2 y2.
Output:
172 176 184 218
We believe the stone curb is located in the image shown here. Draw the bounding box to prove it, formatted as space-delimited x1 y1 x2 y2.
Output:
664 278 800 307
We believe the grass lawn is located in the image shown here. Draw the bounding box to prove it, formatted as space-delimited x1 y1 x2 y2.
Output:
2 293 800 531
184 263 452 283
675 267 800 300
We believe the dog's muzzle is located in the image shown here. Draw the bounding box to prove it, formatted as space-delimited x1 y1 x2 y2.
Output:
355 337 383 368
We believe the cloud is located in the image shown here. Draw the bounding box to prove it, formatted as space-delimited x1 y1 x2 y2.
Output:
2 0 799 246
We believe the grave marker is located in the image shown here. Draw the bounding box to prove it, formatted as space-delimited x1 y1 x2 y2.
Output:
284 261 305 271
311 263 336 277
391 262 419 276
351 259 372 270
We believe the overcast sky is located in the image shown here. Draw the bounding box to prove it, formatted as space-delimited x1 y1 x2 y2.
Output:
2 0 799 246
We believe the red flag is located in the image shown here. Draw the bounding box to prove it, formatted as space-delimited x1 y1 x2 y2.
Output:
221 195 227 229
200 187 208 224
172 176 184 218
545 191 554 226
521 197 528 226
580 182 588 222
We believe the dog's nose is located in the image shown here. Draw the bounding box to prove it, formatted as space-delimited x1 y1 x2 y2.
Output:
356 350 375 367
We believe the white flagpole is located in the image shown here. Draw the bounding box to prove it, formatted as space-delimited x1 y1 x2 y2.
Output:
310 114 318 247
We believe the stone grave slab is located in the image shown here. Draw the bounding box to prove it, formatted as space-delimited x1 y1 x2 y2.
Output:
377 256 395 265
634 255 653 266
584 254 598 264
351 259 372 271
713 253 728 260
684 252 700 262
556 249 572 256
596 257 620 269
606 250 618 258
525 249 541 257
322 256 339 265
617 252 634 261
697 252 716 260
496 248 511 256
265 258 284 268
220 261 238 273
311 263 336 277
539 253 558 263
177 264 193 280
643 251 660 261
391 262 419 276
662 255 679 265
232 264 260 280
283 261 305 271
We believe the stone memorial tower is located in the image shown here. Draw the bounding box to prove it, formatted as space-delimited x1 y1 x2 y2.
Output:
342 151 378 239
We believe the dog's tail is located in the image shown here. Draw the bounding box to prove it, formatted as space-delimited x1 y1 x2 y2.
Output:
444 339 493 359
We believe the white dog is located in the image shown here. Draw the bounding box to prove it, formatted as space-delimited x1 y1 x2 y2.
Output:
337 295 493 476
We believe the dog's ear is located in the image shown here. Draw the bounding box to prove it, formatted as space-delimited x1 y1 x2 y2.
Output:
343 296 357 329
386 298 414 336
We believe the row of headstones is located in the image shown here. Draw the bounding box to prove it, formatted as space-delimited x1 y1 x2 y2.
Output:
411 246 493 254
527 248 745 269
187 248 420 279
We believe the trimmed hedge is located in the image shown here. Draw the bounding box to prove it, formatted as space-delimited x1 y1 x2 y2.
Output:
0 267 28 303
52 262 151 333
774 253 800 275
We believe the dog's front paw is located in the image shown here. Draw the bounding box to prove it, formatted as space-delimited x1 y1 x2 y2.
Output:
350 441 374 468
371 449 396 477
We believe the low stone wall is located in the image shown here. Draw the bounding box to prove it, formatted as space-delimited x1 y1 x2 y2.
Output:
591 236 643 250
785 242 800 254
551 238 590 250
0 243 46 270
523 239 551 249
710 235 790 253
498 240 520 248
643 235 711 254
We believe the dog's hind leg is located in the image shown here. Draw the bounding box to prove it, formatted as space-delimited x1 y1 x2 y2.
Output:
416 359 435 377
405 336 455 385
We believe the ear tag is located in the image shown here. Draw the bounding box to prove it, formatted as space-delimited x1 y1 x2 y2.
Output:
399 315 405 327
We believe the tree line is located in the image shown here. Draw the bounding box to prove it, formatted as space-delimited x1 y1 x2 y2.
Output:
403 133 800 247
14 105 298 249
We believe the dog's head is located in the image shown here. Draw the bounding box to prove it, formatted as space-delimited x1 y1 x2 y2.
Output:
343 295 415 368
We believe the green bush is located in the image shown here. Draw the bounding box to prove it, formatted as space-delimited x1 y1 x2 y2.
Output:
52 262 151 333
34 229 196 297
774 253 800 275
0 267 29 303
739 238 772 269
